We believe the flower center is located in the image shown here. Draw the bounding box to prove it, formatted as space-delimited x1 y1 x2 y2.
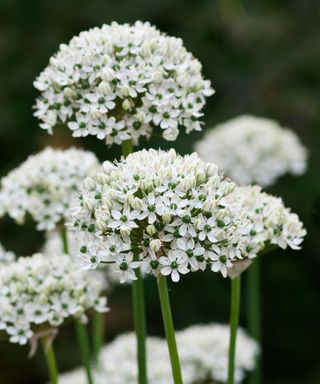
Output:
219 255 227 264
170 261 178 269
120 262 128 271
182 215 191 224
150 260 159 269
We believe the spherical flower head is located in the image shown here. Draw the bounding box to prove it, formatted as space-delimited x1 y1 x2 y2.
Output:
223 185 306 277
68 148 252 282
195 115 307 187
0 243 16 264
0 147 99 231
34 21 214 146
0 253 108 346
58 323 258 384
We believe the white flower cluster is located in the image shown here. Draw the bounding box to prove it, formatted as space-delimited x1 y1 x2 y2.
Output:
195 115 307 187
0 253 108 345
68 148 246 281
57 323 258 384
69 149 306 282
0 243 15 264
0 147 99 231
34 21 214 145
224 185 306 257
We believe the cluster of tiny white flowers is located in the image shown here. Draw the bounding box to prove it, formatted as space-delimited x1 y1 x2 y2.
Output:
195 115 307 187
0 243 16 264
68 148 249 281
176 324 259 383
57 323 258 384
69 149 306 282
223 185 306 257
0 147 99 231
34 21 214 146
0 253 108 345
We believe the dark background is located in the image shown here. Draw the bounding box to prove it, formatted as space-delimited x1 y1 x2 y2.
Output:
0 1 320 383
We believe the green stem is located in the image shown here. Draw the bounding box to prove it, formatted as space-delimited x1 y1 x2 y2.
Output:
75 319 94 384
157 275 183 384
122 139 133 157
228 276 241 384
92 312 105 363
122 139 148 384
133 269 148 384
41 337 58 384
247 259 262 384
58 226 94 384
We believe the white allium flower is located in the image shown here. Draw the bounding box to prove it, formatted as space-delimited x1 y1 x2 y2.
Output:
195 115 307 187
68 148 249 281
224 185 306 256
0 243 16 264
34 21 214 146
58 324 258 384
176 324 259 383
0 253 108 345
69 149 306 282
0 147 99 231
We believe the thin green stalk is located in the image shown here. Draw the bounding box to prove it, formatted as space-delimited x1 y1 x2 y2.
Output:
133 268 148 384
122 139 148 384
75 319 94 384
157 275 183 384
228 276 241 384
58 226 94 384
247 259 262 384
92 312 105 363
41 337 58 384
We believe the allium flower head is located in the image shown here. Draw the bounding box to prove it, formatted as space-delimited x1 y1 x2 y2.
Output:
34 21 214 146
68 148 250 281
224 185 306 254
195 115 307 186
58 324 258 384
69 149 306 281
0 147 99 231
0 253 108 345
0 243 15 264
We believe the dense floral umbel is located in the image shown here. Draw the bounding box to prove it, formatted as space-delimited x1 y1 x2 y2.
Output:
68 148 247 281
57 324 258 384
0 243 15 264
69 149 306 282
0 147 99 231
0 253 108 345
195 115 307 186
224 185 306 257
34 21 214 145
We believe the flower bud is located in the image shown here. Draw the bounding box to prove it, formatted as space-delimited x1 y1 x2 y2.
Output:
162 212 172 224
150 239 161 252
146 225 156 236
122 99 132 111
83 177 96 191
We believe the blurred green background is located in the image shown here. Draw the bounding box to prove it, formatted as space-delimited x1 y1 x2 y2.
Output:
0 0 320 383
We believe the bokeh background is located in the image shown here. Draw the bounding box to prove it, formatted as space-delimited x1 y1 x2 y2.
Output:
0 0 320 383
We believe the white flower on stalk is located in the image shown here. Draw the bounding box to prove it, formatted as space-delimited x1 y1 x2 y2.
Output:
68 148 306 283
0 253 108 345
34 21 214 146
0 147 99 231
195 115 307 187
